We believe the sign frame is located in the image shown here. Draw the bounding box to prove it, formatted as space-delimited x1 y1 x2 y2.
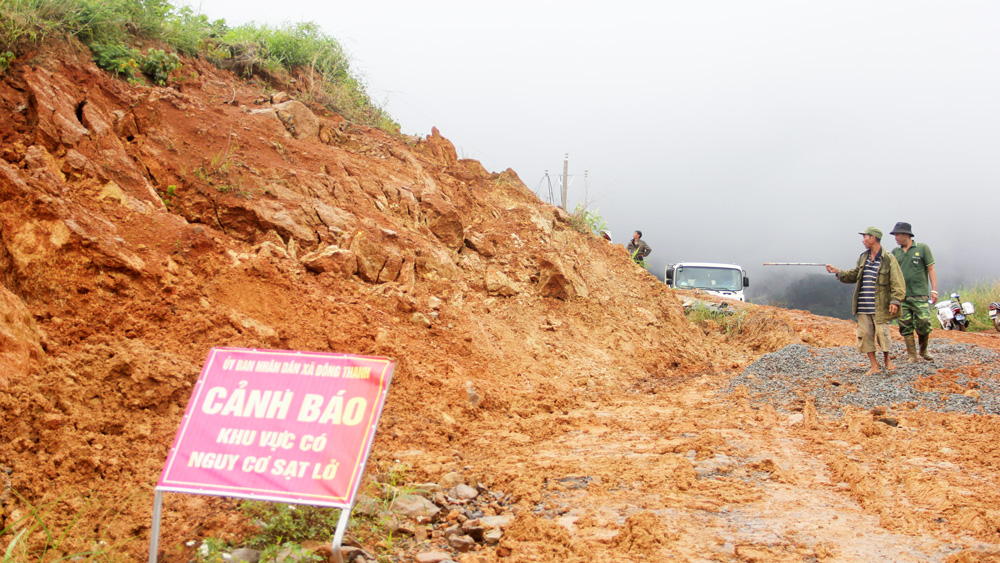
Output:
148 347 395 563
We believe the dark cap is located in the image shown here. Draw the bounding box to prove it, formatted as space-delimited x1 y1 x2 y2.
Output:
889 221 914 237
859 226 882 240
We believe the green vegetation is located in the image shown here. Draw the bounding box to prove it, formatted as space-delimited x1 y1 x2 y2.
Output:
191 502 340 562
0 0 397 132
89 41 140 79
191 463 417 563
1 491 129 562
188 137 255 198
568 203 608 237
685 302 748 338
238 502 339 561
0 51 14 72
158 183 177 208
139 47 180 85
938 280 1000 332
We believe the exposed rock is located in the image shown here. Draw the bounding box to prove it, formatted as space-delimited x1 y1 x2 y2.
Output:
300 246 359 278
483 528 503 545
24 145 62 177
352 495 378 517
415 247 458 281
397 521 418 535
413 482 444 495
414 552 453 563
461 520 485 542
0 287 43 390
391 493 441 520
537 254 576 300
254 241 289 260
479 515 514 529
0 160 31 198
251 198 319 244
420 127 458 166
694 454 737 477
466 381 482 408
412 312 432 328
350 221 405 284
226 311 279 342
485 268 518 296
337 547 365 563
273 100 319 140
61 149 98 180
23 67 90 150
439 471 464 490
422 193 464 250
464 232 496 258
448 534 476 552
313 202 357 236
229 547 261 563
450 484 479 500
6 218 73 273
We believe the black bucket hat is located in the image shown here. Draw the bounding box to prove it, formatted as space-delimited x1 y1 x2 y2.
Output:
889 221 914 237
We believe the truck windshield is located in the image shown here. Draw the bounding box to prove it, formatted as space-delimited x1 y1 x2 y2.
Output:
674 266 743 291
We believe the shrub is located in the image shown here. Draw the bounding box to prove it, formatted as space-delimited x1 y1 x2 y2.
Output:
140 47 180 85
89 40 140 80
0 51 14 72
568 203 608 237
241 501 343 550
685 302 747 338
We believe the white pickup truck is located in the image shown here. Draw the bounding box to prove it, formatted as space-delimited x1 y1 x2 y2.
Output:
664 262 750 302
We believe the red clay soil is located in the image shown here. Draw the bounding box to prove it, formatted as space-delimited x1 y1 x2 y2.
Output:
2 40 1000 562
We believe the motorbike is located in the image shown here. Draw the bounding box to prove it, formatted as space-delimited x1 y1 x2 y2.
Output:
935 292 975 331
989 297 1000 332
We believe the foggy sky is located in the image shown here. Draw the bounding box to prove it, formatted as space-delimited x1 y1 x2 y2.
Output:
190 0 1000 295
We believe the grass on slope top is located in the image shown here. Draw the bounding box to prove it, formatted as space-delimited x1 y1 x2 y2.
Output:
0 0 397 132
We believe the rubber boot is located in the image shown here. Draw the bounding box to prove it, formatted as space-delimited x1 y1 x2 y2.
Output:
918 333 933 361
903 334 919 363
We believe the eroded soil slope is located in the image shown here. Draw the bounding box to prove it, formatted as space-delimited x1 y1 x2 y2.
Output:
1 40 1000 562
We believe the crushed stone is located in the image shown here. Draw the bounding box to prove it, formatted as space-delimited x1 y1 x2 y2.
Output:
729 341 1000 416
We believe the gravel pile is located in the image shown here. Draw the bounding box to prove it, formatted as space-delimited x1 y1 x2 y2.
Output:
728 341 1000 416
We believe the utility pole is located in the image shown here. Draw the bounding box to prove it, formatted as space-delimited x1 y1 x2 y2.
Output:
561 153 569 210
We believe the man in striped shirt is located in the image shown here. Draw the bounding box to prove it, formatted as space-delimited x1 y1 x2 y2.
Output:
826 227 906 376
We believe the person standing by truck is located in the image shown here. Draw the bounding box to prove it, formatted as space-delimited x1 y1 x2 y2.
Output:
626 230 651 264
889 221 938 362
826 227 906 376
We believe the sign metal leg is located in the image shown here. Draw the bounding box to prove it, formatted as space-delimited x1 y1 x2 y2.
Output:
330 507 351 563
148 490 164 563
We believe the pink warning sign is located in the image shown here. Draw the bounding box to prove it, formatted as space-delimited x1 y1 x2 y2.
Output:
157 348 394 508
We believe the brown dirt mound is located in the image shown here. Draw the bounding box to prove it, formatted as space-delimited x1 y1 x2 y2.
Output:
2 38 1000 563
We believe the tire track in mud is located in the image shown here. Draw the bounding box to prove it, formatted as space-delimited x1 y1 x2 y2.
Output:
682 414 964 562
483 366 1000 561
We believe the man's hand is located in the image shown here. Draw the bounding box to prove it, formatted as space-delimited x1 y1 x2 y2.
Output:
890 304 899 316
826 264 838 275
930 290 938 304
